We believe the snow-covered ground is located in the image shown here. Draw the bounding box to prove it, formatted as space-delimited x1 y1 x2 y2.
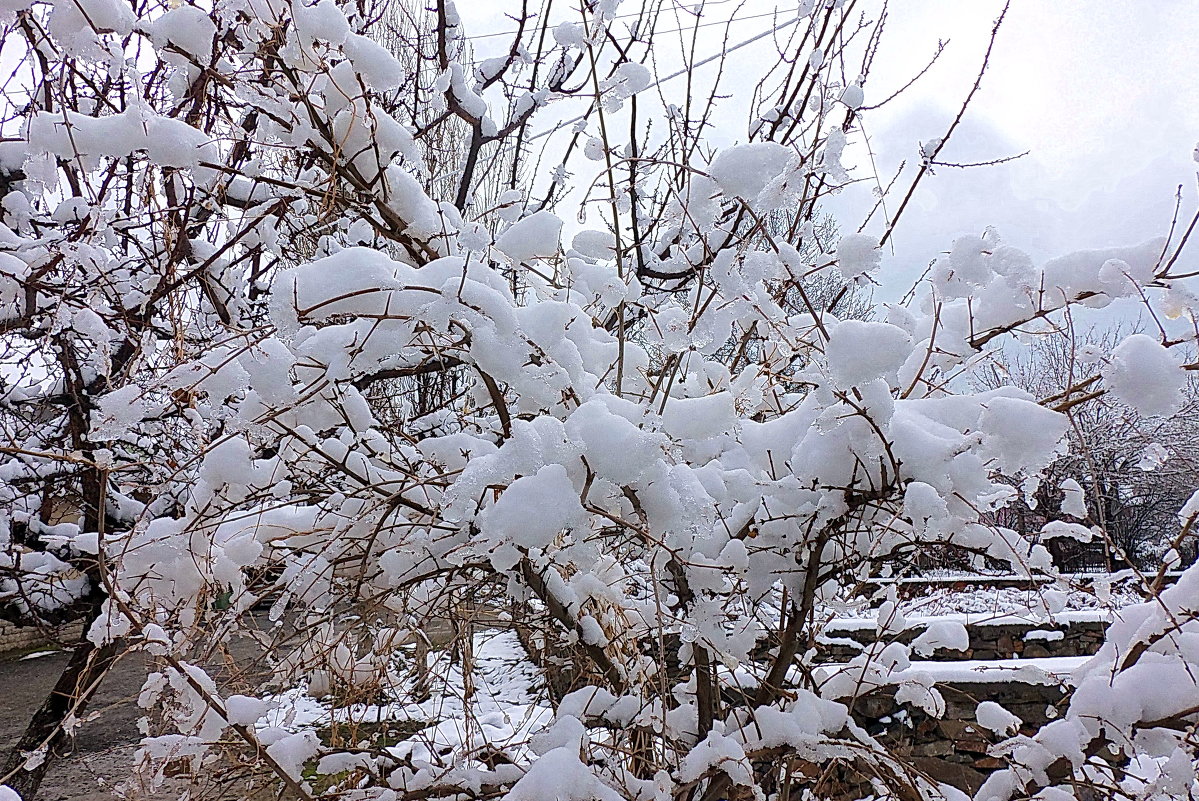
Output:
237 579 1141 791
821 579 1142 621
260 630 552 770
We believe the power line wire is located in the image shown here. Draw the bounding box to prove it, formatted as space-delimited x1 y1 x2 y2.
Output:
529 10 804 140
460 0 780 42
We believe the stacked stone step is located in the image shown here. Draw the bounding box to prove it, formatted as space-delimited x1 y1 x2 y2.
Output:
815 615 1110 661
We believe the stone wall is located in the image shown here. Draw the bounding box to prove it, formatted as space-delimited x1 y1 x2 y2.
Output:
0 619 82 658
518 615 1097 794
849 678 1071 793
818 616 1109 661
859 571 1181 599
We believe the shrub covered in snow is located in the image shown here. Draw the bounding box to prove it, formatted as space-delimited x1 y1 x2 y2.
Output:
0 1 1197 800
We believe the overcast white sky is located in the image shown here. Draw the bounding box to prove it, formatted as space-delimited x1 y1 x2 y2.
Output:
462 2 1199 298
843 2 1199 292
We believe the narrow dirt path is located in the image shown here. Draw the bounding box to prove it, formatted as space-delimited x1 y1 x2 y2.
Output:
1 648 147 800
0 615 471 799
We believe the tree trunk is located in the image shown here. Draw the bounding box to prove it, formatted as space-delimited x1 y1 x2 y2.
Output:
1 613 119 800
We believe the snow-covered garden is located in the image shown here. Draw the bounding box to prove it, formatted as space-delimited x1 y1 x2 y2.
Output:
1 0 1198 799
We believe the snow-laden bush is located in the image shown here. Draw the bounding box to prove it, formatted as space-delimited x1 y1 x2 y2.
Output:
0 0 1197 799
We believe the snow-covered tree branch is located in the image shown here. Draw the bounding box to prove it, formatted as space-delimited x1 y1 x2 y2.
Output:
1 0 1198 799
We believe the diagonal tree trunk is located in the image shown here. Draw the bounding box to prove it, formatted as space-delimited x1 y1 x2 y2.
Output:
0 603 119 800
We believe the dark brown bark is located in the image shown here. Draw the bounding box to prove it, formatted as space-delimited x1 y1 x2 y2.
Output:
1 615 119 800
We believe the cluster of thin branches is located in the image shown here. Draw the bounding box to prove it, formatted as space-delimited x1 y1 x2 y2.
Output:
0 1 1197 800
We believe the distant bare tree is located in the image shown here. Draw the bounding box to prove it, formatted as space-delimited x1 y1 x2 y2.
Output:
977 325 1199 570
